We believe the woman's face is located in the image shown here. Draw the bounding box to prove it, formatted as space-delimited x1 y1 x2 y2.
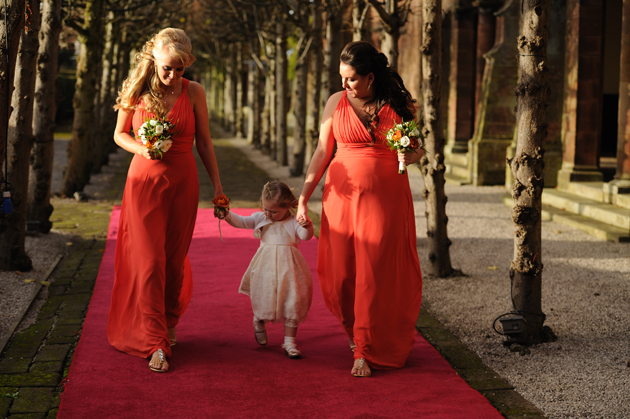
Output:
154 47 185 88
340 62 373 100
261 197 290 222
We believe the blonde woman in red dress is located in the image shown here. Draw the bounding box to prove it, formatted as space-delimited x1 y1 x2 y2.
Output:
297 41 423 378
108 28 224 373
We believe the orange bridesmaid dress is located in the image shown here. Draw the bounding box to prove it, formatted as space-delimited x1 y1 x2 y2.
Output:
107 79 198 359
318 91 423 369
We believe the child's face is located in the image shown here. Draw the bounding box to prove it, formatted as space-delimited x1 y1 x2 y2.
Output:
262 197 290 222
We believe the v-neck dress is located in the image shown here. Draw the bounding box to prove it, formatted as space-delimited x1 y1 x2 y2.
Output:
318 91 423 369
107 79 198 358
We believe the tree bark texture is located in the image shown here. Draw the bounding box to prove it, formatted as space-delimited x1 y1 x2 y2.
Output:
367 0 401 70
275 12 288 166
235 43 244 139
290 27 310 176
352 0 369 42
322 1 345 109
0 0 26 178
246 60 256 144
223 46 236 134
509 0 551 345
93 12 117 173
419 0 454 278
0 0 40 271
62 0 104 196
261 65 273 155
28 0 62 235
306 0 323 168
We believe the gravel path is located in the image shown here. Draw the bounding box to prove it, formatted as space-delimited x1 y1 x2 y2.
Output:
234 139 630 419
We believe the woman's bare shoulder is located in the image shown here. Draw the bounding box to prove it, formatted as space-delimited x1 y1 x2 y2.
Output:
323 91 344 116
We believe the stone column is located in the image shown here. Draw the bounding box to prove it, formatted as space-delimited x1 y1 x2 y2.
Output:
557 0 604 186
474 1 501 118
468 0 519 186
445 1 477 155
616 0 630 180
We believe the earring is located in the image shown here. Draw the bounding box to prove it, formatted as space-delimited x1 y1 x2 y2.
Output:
368 84 371 90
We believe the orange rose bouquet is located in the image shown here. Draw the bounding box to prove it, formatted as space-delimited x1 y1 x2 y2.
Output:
212 194 230 242
385 120 424 174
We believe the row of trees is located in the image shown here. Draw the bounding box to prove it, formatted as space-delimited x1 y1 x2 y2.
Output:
0 0 553 345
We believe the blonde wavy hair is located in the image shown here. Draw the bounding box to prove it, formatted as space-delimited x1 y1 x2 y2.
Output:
114 28 196 115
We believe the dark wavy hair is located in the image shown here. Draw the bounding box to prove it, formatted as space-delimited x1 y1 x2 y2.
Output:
340 41 417 141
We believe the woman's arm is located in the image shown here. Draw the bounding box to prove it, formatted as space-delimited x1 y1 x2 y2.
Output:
113 109 153 160
296 92 343 221
189 81 224 198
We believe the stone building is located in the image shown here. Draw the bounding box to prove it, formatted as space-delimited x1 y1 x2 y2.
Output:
353 0 629 241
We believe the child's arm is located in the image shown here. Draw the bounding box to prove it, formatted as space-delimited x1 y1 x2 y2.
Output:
296 217 314 241
224 211 259 230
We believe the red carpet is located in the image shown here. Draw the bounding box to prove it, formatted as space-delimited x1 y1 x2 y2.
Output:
58 208 503 419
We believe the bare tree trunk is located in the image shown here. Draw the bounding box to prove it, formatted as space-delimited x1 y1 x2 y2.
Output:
322 2 345 108
93 11 116 173
0 0 40 271
419 0 454 278
367 0 403 70
275 11 288 165
235 42 244 139
223 46 236 133
62 0 104 196
246 59 255 144
508 0 553 345
352 0 369 41
261 57 274 155
0 0 26 177
290 27 310 176
253 60 264 148
28 0 62 235
306 0 323 167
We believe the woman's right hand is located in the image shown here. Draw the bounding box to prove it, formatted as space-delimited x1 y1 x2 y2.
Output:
138 147 154 160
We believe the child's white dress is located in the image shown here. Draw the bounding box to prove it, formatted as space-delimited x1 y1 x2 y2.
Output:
224 211 314 326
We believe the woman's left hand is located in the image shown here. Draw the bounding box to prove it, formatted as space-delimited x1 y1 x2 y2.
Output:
398 149 424 166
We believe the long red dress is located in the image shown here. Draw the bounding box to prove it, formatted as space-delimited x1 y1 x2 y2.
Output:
318 91 423 369
107 79 198 358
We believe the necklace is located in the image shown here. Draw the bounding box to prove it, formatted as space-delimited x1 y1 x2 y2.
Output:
163 90 175 103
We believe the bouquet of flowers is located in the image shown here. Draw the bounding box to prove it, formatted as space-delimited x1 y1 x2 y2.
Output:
385 120 424 174
212 194 230 242
138 116 174 160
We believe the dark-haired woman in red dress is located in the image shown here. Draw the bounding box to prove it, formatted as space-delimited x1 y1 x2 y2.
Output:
297 41 423 378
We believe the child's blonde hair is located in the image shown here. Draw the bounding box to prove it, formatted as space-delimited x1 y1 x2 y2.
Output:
261 181 298 212
114 28 195 116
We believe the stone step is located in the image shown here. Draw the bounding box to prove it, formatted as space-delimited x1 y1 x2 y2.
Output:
616 193 630 210
448 152 469 167
450 164 470 181
542 189 630 230
558 182 604 202
502 196 630 242
559 181 630 210
445 172 471 186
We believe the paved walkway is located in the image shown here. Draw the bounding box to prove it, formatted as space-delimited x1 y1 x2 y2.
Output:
0 125 545 418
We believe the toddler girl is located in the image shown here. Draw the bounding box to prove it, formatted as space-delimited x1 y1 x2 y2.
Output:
224 181 314 358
